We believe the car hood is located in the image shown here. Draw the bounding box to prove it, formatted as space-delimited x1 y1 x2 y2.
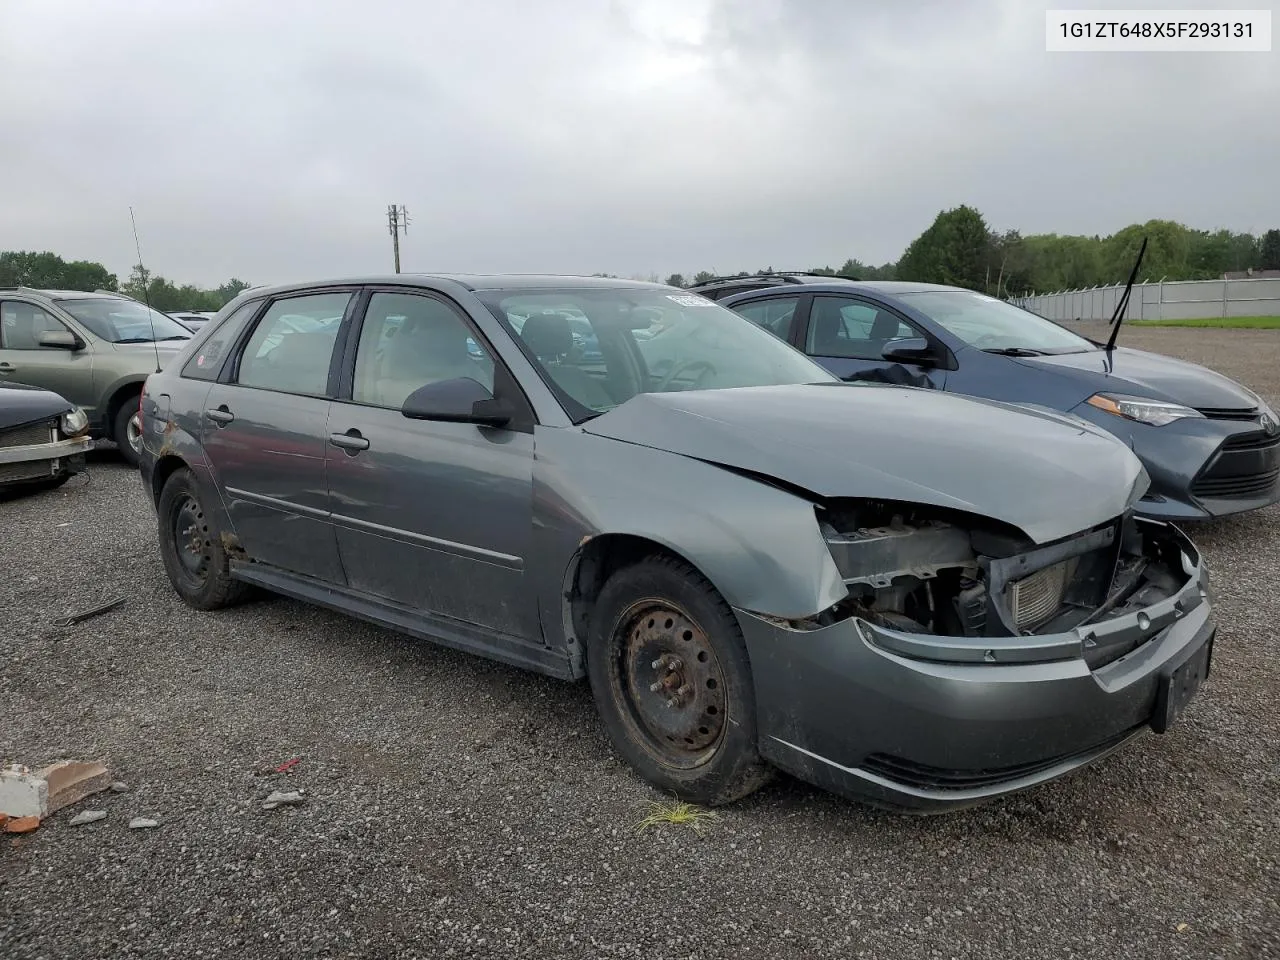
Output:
582 383 1148 545
110 340 189 370
1015 346 1258 410
0 381 73 430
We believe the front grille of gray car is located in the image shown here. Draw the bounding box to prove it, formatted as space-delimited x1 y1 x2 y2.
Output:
1192 431 1280 500
0 461 55 483
0 419 56 449
1196 406 1259 421
1007 557 1077 631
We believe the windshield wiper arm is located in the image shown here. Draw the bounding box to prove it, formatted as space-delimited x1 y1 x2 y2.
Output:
983 347 1047 357
114 337 157 343
157 335 191 341
1104 235 1148 352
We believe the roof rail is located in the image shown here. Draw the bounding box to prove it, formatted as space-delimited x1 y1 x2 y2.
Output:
0 284 44 295
688 271 857 287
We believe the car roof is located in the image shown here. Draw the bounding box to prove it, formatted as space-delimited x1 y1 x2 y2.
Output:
0 287 133 301
234 274 671 300
723 280 972 300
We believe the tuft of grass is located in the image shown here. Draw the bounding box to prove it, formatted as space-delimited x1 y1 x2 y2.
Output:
1132 316 1280 329
634 799 720 834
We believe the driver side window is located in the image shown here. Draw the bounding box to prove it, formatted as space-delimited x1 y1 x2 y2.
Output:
806 297 916 360
0 301 69 351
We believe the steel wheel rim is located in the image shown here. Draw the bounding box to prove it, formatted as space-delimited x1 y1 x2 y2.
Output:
609 599 728 769
172 495 211 584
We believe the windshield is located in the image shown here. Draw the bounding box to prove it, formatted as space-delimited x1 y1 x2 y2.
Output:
478 288 834 421
898 290 1095 355
56 298 193 343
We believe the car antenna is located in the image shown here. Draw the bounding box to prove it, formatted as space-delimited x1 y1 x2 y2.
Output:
1103 235 1148 353
130 205 163 374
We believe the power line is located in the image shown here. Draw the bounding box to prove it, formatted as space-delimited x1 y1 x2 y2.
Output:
387 204 410 273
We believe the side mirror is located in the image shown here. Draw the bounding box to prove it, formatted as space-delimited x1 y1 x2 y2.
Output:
881 337 934 365
401 377 512 428
37 329 82 350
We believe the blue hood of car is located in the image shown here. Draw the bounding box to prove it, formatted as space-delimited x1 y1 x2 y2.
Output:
1012 346 1258 410
583 381 1149 544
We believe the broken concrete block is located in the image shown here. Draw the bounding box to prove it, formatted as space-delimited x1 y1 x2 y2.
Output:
38 761 111 815
0 765 48 819
2 815 41 834
262 790 305 810
128 817 159 830
110 781 129 793
68 809 107 826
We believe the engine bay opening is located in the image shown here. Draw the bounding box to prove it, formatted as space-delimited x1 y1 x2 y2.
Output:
807 499 1193 642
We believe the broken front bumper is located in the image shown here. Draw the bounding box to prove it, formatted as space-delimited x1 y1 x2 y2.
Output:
737 521 1214 813
0 435 93 483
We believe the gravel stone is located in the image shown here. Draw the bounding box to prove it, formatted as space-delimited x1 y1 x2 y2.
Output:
67 810 107 826
0 326 1276 959
127 818 160 830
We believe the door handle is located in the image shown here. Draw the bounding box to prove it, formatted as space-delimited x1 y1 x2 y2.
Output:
204 406 234 425
329 430 370 453
0 362 15 372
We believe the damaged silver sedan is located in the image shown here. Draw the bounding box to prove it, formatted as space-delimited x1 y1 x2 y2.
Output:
138 275 1215 812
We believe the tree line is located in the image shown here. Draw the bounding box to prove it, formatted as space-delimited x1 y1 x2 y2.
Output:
662 210 1280 296
0 251 250 312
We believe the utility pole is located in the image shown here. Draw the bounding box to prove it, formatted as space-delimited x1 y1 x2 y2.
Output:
387 204 410 273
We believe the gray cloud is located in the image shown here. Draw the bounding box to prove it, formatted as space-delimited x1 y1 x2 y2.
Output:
1 0 1275 287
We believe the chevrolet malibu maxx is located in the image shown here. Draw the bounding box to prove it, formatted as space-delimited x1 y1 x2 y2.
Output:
138 276 1215 811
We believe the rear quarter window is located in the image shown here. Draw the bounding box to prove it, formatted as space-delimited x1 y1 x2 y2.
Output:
181 300 262 381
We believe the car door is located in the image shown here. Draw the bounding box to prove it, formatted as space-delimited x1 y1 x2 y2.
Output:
0 300 97 411
797 295 948 387
199 289 355 583
325 288 537 640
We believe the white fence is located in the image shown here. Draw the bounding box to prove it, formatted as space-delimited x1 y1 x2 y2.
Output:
1012 277 1280 322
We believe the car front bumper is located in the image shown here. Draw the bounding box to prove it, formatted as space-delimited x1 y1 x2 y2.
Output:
0 435 93 483
736 521 1214 813
1070 404 1280 520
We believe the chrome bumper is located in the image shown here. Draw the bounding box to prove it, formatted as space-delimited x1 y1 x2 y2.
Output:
0 435 94 464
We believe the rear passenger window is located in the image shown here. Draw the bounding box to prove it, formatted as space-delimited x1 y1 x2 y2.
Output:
181 301 261 381
236 293 352 396
732 296 799 341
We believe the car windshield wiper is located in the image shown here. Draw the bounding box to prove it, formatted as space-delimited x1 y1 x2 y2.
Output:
982 346 1047 357
157 335 191 341
114 337 158 344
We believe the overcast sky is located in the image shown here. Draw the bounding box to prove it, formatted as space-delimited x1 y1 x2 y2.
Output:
1 0 1276 287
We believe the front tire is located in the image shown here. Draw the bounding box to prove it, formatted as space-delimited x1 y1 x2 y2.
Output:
113 400 142 467
586 555 773 806
157 467 249 610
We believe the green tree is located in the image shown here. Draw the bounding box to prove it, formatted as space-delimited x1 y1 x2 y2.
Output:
691 271 716 285
1261 230 1280 270
0 251 117 290
665 273 686 288
897 205 994 289
216 278 252 304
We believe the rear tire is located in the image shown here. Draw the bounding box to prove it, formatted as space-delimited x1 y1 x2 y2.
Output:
586 555 773 806
157 467 249 610
113 400 142 467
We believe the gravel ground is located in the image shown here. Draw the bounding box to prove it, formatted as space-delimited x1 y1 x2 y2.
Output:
2 325 1278 960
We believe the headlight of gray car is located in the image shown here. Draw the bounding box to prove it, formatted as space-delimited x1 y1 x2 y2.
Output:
61 406 90 437
1086 393 1204 427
